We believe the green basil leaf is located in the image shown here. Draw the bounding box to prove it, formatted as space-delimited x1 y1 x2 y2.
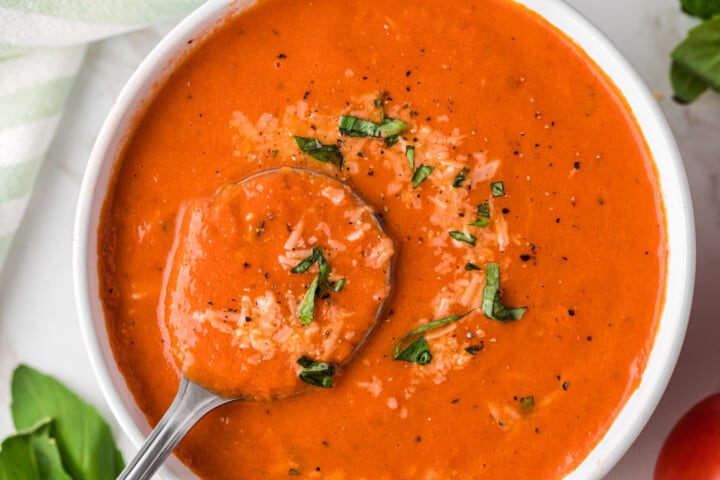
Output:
379 118 408 138
394 337 432 365
468 218 489 228
411 164 435 188
0 418 72 480
491 181 506 197
449 230 477 246
290 251 316 274
294 136 344 170
671 60 709 103
681 0 720 19
393 311 473 364
481 263 527 322
519 396 535 411
10 365 124 480
476 202 490 218
330 278 346 292
385 135 399 147
452 167 470 188
298 275 319 325
339 115 381 137
297 356 336 388
405 145 415 170
672 16 720 93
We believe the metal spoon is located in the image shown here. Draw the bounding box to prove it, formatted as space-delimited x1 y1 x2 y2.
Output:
117 377 231 480
117 168 394 479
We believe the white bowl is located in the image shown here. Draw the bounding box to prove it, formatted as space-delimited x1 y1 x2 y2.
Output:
73 0 695 478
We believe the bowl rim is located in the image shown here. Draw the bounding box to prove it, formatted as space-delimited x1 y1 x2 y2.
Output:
73 0 696 478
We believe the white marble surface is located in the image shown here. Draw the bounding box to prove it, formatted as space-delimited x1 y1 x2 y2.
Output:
0 0 718 478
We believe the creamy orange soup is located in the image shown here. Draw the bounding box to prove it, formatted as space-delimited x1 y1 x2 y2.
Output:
99 0 666 478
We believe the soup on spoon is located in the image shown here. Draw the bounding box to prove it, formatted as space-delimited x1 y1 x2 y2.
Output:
161 166 394 399
119 167 394 478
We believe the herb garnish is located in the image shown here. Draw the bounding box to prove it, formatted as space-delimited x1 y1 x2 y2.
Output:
379 117 409 138
406 145 416 170
297 275 319 325
395 337 432 364
338 115 408 145
491 181 506 197
449 230 477 246
393 311 473 365
464 262 481 271
294 136 343 170
469 201 491 227
452 167 470 188
339 115 381 137
481 263 527 322
519 396 535 411
297 356 336 388
411 164 435 187
291 247 345 324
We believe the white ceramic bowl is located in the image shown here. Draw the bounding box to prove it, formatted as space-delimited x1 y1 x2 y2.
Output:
73 0 695 478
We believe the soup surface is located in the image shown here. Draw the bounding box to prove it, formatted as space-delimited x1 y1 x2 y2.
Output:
99 0 666 478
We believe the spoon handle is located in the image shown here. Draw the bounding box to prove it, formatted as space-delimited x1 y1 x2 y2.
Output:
118 377 231 480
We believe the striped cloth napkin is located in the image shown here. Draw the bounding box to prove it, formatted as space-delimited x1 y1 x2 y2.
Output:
0 0 204 272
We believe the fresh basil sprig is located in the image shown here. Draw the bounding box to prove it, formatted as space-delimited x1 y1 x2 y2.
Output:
0 365 124 480
670 2 720 103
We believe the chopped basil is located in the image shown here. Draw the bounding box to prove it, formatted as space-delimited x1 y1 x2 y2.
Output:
330 278 346 292
394 337 432 365
298 275 319 325
469 202 491 227
452 167 470 188
519 396 535 410
406 145 416 170
449 230 477 246
385 134 400 147
297 356 336 388
464 262 481 271
465 343 483 355
411 164 435 188
393 311 472 365
477 202 490 218
338 115 408 145
314 247 345 292
481 263 527 322
289 468 301 476
469 218 489 228
339 115 381 137
379 118 408 138
290 252 316 273
491 181 506 197
294 136 343 170
291 247 345 324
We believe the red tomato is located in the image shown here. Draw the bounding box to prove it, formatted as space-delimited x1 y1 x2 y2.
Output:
655 393 720 479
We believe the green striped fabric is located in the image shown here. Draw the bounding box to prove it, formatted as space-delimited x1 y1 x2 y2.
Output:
0 0 204 271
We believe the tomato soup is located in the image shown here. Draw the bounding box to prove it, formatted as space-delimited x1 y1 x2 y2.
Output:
98 0 666 478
